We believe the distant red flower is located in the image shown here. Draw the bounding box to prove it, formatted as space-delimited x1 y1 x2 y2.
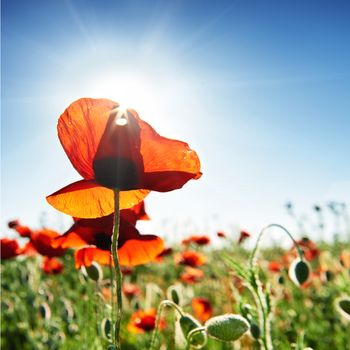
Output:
122 283 140 299
154 247 173 262
238 230 250 244
8 220 20 229
192 297 213 322
217 231 226 238
54 203 164 268
0 238 21 260
296 238 320 261
42 257 64 274
127 308 164 333
268 261 282 273
46 98 201 218
30 229 66 258
182 235 211 246
15 225 33 238
180 267 204 284
340 250 350 269
175 250 206 267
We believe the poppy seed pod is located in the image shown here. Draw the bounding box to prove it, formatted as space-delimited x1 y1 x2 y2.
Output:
204 314 249 342
288 258 310 286
179 314 207 348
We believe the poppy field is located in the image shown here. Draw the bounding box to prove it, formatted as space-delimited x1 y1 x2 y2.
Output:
1 99 350 350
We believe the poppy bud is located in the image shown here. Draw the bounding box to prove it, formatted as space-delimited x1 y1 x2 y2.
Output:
250 322 260 339
167 285 182 306
204 314 249 342
63 301 74 322
101 318 112 339
82 262 103 282
178 314 207 348
288 258 310 287
335 297 350 321
39 302 51 320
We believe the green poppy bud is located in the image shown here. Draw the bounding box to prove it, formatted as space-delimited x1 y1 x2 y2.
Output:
167 285 181 305
250 322 260 339
205 314 249 342
82 262 103 282
289 258 310 286
335 297 350 321
101 318 112 339
39 302 51 320
178 314 207 348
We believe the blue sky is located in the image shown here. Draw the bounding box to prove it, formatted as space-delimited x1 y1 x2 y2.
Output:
2 0 350 244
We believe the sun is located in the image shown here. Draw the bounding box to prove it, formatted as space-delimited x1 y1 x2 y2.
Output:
87 73 165 126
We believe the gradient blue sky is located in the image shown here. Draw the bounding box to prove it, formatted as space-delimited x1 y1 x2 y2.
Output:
2 0 350 244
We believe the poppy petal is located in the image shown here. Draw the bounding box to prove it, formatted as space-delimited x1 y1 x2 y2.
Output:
75 247 111 268
118 235 164 266
46 180 149 218
58 98 118 179
53 232 88 249
130 110 201 191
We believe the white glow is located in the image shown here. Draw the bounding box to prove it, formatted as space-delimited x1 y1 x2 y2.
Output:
115 115 128 126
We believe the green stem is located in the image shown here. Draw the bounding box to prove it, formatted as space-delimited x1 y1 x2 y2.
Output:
249 223 304 269
111 189 123 349
150 300 184 350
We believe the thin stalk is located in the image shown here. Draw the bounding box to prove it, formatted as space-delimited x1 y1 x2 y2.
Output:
150 300 184 350
249 224 304 269
111 189 123 349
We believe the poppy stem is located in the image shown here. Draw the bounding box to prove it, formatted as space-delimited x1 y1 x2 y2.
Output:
150 300 184 350
249 223 304 269
111 189 123 349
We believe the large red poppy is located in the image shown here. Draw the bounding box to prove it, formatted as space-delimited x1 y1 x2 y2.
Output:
46 98 201 218
53 203 163 268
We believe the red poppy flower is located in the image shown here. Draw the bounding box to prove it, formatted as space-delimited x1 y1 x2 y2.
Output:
42 257 64 274
175 250 206 267
30 229 66 258
122 283 141 299
154 247 173 262
0 238 21 260
340 250 350 269
180 267 204 284
182 235 211 246
217 231 226 238
296 238 320 261
127 308 164 333
46 98 201 218
192 297 213 322
8 220 20 229
268 261 282 273
54 204 164 268
238 230 250 244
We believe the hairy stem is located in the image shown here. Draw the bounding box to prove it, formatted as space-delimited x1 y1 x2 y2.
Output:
111 189 122 349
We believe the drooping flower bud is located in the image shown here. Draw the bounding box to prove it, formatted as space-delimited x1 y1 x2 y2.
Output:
82 262 103 282
205 314 249 342
177 313 207 348
335 297 350 321
288 258 310 287
166 285 182 306
101 318 112 339
39 302 51 320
